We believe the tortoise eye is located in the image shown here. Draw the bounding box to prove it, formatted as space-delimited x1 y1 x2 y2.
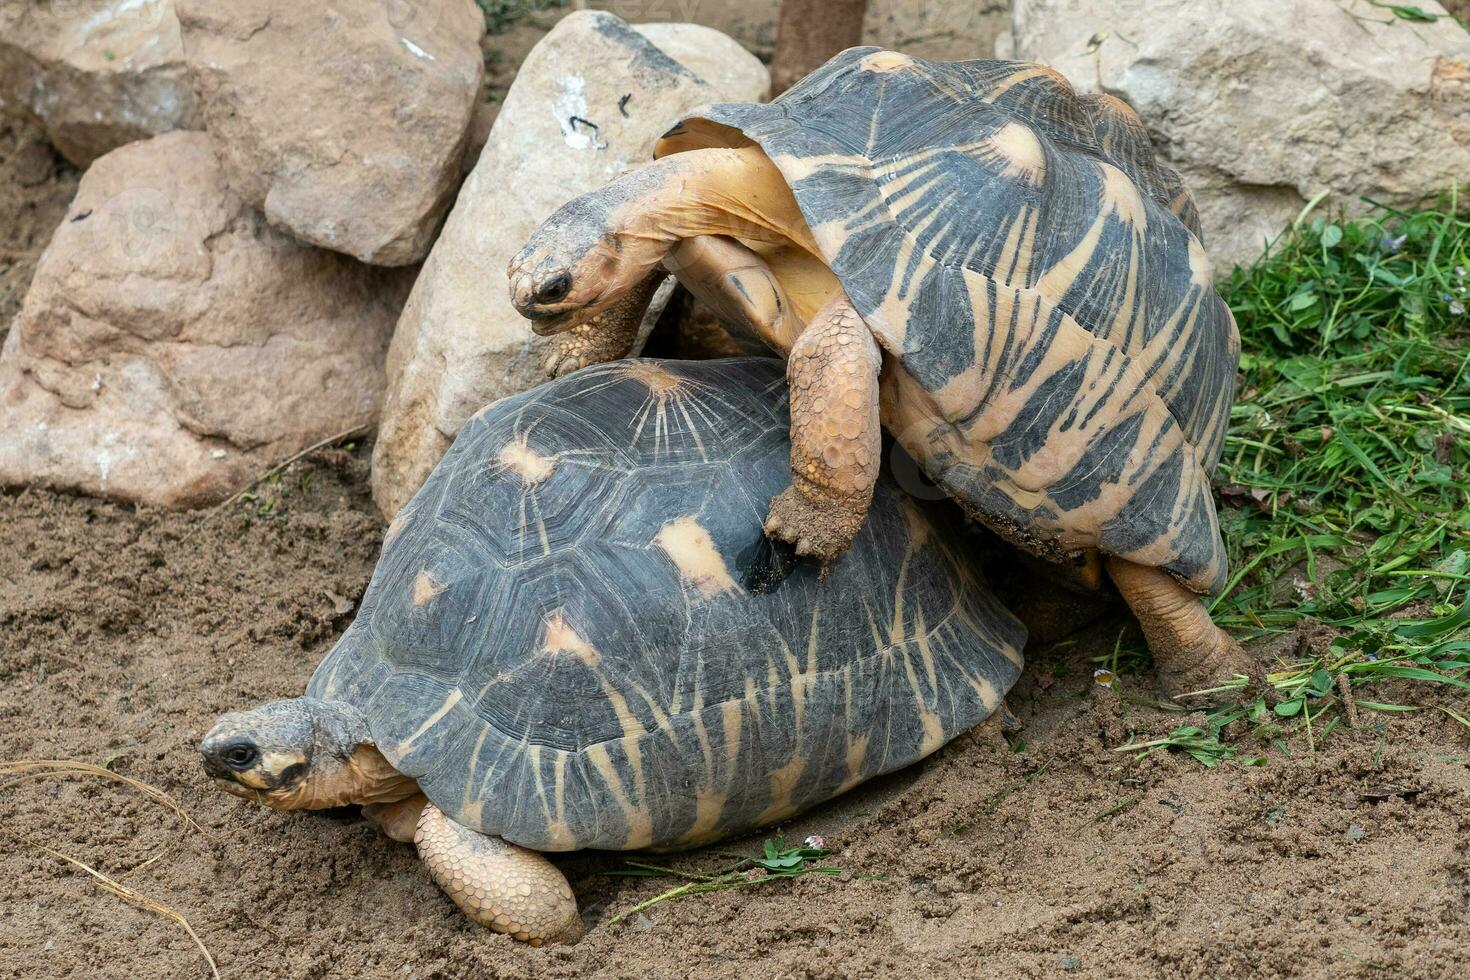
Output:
222 742 258 770
534 272 572 304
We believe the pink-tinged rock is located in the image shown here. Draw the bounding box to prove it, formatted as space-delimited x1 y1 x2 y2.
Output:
0 131 413 508
1005 0 1470 271
176 0 485 266
0 0 199 166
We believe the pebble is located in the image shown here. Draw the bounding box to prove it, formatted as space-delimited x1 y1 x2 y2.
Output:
1346 824 1366 842
1060 954 1081 971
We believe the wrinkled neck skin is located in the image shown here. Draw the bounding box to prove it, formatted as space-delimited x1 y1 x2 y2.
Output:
210 698 421 812
264 743 421 812
644 146 818 254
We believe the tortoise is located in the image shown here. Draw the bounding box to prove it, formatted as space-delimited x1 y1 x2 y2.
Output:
199 357 1024 945
507 48 1254 698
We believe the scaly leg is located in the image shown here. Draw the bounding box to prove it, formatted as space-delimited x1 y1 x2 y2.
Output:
1106 557 1261 699
541 273 664 378
764 290 882 560
415 803 581 945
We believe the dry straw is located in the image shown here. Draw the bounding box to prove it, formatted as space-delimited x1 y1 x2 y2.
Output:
0 760 219 980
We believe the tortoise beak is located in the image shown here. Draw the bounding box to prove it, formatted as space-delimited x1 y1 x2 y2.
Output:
525 309 587 337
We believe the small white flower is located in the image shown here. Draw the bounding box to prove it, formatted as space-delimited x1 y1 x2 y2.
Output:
804 835 825 850
1093 668 1117 688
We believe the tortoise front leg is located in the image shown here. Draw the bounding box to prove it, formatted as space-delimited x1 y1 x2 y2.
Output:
362 792 427 842
541 272 664 378
765 290 882 560
415 803 581 945
1105 557 1262 699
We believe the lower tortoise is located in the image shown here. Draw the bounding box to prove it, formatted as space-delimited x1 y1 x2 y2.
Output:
201 358 1024 944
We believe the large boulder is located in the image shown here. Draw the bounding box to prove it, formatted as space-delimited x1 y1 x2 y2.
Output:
0 0 199 166
369 11 769 517
175 0 485 266
0 132 412 509
1005 0 1470 270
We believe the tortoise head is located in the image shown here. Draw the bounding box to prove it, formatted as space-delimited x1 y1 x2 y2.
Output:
199 697 380 811
508 167 672 336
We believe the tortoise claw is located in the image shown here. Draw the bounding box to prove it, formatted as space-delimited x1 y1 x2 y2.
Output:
542 349 584 379
763 486 862 562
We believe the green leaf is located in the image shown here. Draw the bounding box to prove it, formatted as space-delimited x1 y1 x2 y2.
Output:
1379 2 1440 21
1372 665 1470 691
1307 668 1335 697
758 854 806 870
1322 224 1343 248
1275 699 1305 717
1393 600 1470 639
1354 700 1418 712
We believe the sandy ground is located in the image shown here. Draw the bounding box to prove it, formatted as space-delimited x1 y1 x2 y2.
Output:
4 453 1470 980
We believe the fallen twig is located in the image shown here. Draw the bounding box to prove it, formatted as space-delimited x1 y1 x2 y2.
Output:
2 759 219 978
213 424 367 511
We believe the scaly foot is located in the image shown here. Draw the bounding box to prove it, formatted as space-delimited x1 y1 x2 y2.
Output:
537 273 665 379
1105 557 1263 701
541 323 631 378
1154 633 1263 701
764 484 866 560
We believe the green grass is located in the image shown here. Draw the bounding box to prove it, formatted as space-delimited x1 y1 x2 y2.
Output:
603 836 855 928
1133 192 1470 759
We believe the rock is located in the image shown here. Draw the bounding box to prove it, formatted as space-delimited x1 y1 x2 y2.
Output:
863 0 1011 61
1006 0 1470 270
0 0 199 166
369 11 769 516
614 0 1009 63
0 132 411 509
176 0 485 266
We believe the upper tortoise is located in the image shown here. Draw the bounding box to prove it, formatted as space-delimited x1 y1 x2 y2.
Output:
201 357 1024 944
508 49 1253 697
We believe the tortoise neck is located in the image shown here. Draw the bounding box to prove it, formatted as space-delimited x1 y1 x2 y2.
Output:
641 146 818 254
267 743 421 811
260 699 419 811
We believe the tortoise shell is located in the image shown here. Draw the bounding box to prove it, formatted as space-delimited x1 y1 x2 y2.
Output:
655 49 1239 595
308 358 1023 852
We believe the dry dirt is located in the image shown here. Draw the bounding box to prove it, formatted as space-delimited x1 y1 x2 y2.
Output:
3 449 1470 980
0 122 78 334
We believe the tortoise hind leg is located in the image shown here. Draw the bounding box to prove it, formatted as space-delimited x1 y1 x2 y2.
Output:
1105 557 1262 699
415 803 581 945
764 289 882 560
